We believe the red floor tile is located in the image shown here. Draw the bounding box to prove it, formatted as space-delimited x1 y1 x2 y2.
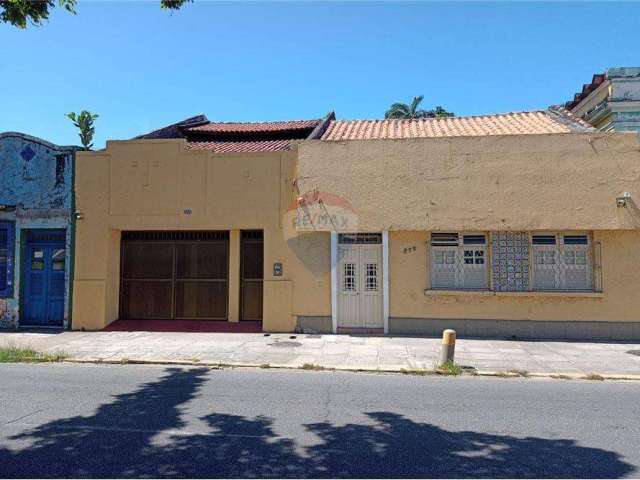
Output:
103 319 263 333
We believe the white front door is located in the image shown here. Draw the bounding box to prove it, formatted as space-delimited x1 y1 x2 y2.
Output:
337 234 383 329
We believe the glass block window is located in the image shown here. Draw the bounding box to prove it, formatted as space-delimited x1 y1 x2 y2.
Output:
365 263 378 291
0 222 15 297
343 263 356 292
491 232 530 292
429 232 594 293
431 233 488 290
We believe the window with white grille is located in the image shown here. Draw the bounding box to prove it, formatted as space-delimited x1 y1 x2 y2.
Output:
429 231 596 292
431 233 488 290
365 263 378 291
343 263 356 292
532 233 592 291
532 235 558 290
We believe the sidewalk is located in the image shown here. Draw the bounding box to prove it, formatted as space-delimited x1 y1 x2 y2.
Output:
1 331 639 379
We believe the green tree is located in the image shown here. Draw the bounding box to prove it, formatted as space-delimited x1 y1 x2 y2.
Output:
0 0 76 29
429 106 455 118
160 0 192 10
66 111 99 150
1 0 191 28
385 95 454 119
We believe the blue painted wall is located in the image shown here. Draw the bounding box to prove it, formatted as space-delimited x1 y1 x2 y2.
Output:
0 132 78 329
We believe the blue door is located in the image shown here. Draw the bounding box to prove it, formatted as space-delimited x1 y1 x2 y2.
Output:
22 232 66 327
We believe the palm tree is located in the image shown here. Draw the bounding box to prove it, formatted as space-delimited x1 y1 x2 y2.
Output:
429 106 455 118
385 95 454 119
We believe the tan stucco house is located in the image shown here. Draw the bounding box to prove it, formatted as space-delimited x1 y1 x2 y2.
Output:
72 107 640 340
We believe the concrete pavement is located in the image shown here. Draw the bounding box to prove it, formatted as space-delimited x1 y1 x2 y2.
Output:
1 330 639 378
1 363 639 477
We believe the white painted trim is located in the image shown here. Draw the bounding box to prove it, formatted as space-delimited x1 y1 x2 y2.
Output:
382 230 389 334
571 79 611 117
330 232 338 334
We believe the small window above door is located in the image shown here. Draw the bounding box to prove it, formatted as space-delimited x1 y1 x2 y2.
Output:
339 233 382 244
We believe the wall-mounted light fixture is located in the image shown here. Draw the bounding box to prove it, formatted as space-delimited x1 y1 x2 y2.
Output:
616 192 632 208
75 211 84 220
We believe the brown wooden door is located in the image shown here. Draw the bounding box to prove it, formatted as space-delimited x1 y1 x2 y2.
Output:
120 231 229 320
240 231 263 321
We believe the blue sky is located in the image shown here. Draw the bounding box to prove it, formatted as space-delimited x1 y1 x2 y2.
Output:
1 1 639 148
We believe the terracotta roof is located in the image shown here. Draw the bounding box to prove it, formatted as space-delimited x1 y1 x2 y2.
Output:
134 115 209 140
186 139 295 153
187 119 320 134
132 113 335 153
321 108 594 141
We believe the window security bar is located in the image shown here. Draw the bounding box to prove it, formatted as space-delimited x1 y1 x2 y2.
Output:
430 232 601 293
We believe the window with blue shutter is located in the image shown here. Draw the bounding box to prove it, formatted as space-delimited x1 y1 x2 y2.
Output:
0 222 15 297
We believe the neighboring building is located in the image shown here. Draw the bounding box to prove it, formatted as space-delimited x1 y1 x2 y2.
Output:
566 67 640 132
73 107 640 340
0 132 78 329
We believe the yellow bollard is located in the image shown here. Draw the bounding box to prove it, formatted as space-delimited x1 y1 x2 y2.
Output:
440 329 456 365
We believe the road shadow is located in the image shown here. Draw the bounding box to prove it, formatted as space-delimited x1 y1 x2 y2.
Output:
0 368 634 478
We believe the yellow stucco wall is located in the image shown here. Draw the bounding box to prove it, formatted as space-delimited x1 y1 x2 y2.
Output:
297 133 640 232
294 132 640 326
389 230 639 323
73 139 331 331
74 132 640 333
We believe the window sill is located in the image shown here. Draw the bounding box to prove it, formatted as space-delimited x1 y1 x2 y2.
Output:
424 289 604 298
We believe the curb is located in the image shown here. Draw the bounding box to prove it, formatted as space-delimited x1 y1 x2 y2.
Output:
62 358 640 381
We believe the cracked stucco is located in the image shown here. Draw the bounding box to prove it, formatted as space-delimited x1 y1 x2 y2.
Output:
0 132 76 329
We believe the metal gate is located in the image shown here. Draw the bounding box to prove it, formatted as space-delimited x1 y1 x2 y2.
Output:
120 231 229 320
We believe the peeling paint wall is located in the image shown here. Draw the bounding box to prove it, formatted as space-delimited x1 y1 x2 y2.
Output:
0 132 76 329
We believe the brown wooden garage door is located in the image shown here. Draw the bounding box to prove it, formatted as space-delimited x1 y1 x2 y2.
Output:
120 231 229 320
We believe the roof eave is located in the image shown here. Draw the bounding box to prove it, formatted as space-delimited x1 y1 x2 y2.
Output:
307 111 336 140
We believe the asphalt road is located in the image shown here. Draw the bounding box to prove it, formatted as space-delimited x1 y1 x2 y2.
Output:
1 364 639 478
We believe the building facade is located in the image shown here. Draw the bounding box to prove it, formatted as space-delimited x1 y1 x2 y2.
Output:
0 132 77 329
72 115 332 332
566 67 640 132
73 108 640 340
297 110 640 340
